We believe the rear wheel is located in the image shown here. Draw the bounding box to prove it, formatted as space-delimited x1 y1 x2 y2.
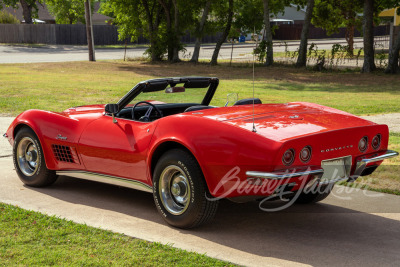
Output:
152 149 218 229
13 127 58 187
294 184 333 204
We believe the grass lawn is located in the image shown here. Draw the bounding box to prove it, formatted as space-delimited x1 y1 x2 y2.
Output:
1 61 400 116
0 203 233 266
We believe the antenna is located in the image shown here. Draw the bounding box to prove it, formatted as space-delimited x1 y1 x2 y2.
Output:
252 26 258 133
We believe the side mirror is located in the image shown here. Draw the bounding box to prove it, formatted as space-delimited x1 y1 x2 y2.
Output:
105 104 119 114
105 104 119 123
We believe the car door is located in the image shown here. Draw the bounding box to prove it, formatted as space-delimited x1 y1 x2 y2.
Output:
77 115 157 184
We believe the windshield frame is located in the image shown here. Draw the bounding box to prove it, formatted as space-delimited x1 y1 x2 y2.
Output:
116 77 219 112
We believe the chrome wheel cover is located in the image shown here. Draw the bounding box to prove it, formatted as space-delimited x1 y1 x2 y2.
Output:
17 137 39 176
159 165 191 215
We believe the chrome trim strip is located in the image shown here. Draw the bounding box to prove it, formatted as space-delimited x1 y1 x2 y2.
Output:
353 150 399 177
246 169 324 180
246 150 399 182
56 170 153 193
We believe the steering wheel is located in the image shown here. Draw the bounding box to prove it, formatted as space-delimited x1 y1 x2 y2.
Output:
132 101 163 122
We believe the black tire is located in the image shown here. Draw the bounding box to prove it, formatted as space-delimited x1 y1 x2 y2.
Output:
294 184 333 204
13 127 58 187
152 149 218 229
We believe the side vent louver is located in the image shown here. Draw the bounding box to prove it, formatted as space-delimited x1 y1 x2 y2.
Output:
52 144 79 164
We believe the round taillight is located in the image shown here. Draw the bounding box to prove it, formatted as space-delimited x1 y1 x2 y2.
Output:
358 136 368 153
282 148 295 166
372 134 381 150
300 146 312 163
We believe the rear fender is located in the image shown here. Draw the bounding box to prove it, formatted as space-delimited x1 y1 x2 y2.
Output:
148 115 281 198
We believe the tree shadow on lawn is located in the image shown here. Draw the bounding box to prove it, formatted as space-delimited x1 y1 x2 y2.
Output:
117 61 400 93
29 175 400 266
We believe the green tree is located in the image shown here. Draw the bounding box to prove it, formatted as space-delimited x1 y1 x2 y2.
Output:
0 9 20 23
210 0 234 65
102 0 165 61
362 0 400 73
313 0 363 56
102 0 200 62
190 0 213 63
385 7 400 74
233 0 287 66
46 0 94 24
0 0 42 24
294 0 315 68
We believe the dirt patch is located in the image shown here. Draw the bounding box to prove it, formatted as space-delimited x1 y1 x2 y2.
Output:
360 113 400 133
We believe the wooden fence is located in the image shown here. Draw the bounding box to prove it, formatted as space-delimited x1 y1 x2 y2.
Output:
273 24 391 40
0 24 123 45
0 24 393 45
0 24 222 45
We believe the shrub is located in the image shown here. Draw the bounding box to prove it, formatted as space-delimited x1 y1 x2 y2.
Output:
0 10 20 24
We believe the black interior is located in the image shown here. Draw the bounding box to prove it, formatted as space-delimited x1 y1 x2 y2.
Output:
234 98 262 106
116 98 262 122
184 105 215 113
117 103 201 121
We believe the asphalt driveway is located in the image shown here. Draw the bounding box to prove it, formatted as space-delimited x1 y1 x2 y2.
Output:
1 159 400 266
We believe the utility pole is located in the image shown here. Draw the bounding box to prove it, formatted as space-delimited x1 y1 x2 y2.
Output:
84 0 95 61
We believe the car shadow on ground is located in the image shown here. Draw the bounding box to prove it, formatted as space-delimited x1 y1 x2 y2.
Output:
29 175 400 266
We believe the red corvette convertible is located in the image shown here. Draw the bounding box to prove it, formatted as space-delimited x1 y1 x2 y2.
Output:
4 77 398 228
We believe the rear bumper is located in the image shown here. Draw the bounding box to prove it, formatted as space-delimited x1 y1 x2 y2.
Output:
246 150 399 183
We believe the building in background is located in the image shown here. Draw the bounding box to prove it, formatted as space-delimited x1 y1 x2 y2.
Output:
379 8 400 26
273 4 307 25
3 2 111 25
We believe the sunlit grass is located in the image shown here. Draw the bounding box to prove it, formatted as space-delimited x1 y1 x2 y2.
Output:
1 60 400 116
0 203 234 266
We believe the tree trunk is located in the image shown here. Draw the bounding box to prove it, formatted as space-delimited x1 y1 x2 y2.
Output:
385 29 400 74
262 0 273 66
84 0 95 61
20 0 33 24
172 0 180 62
345 24 355 56
210 0 233 65
191 0 212 63
142 0 162 61
362 0 376 73
296 0 315 67
158 0 173 61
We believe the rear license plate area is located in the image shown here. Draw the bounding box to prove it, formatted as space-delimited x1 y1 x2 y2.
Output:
321 156 352 183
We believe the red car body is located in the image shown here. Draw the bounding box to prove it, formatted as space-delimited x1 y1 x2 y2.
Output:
4 77 398 228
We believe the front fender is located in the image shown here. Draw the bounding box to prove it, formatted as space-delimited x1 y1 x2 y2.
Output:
6 109 95 170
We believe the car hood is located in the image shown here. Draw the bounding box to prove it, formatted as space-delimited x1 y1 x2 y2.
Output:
188 102 377 142
63 104 106 115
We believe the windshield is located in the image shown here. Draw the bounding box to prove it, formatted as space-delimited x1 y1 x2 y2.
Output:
128 87 209 105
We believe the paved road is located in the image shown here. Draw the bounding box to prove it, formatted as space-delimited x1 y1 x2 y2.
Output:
0 38 373 64
1 156 400 266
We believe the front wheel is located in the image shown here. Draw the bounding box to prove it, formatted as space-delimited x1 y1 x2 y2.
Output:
152 149 218 229
13 127 58 187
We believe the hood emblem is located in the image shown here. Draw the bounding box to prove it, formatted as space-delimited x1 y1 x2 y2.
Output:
56 134 68 141
321 145 353 153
